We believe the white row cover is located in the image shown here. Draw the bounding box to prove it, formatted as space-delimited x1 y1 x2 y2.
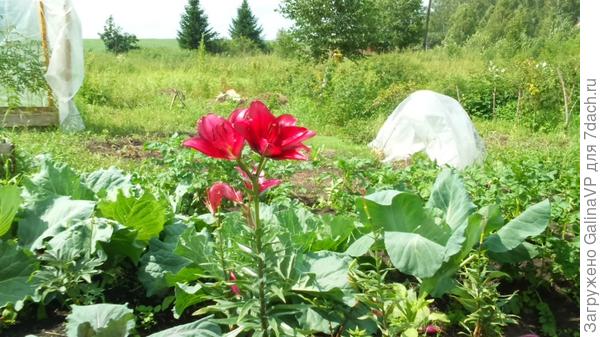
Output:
1 0 84 131
369 90 485 169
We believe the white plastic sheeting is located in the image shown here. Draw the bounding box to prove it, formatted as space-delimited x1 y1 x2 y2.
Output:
1 0 84 131
369 90 485 169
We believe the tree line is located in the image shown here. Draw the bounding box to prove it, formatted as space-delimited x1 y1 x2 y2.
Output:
278 0 579 59
100 0 265 54
100 0 580 58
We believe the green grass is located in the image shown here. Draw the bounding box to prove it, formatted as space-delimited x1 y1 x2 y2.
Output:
1 40 578 176
84 39 179 52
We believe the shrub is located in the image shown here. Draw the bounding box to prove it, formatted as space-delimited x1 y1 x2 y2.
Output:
222 37 263 56
98 16 139 54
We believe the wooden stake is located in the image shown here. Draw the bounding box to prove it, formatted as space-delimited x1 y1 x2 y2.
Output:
492 87 496 119
38 0 54 108
516 88 522 124
63 2 72 83
423 0 433 50
556 67 571 128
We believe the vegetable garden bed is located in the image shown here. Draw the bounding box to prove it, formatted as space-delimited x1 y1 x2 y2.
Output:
0 99 580 337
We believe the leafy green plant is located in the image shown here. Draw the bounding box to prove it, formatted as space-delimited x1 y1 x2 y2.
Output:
146 316 222 337
66 303 223 337
452 252 518 337
349 169 551 297
66 303 136 337
0 240 38 311
0 28 48 107
98 16 139 54
0 185 21 237
135 306 158 330
0 155 168 317
33 219 113 305
351 262 448 337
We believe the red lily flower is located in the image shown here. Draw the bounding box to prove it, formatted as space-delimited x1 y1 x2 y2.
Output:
229 271 241 297
206 182 243 214
233 101 316 160
183 114 245 160
235 167 281 193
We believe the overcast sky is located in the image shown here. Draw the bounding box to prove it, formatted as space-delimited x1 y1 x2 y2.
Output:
71 0 292 40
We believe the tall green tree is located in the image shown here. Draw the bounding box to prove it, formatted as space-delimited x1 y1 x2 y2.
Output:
177 0 217 51
427 0 579 49
229 0 266 50
280 0 377 59
373 0 424 51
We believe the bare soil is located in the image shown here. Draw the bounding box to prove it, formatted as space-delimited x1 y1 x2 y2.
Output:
86 137 160 160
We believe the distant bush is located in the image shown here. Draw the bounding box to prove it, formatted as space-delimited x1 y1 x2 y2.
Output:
272 30 302 58
277 40 579 141
98 16 139 54
222 37 264 56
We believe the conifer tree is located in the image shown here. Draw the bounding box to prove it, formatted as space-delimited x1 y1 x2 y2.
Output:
229 0 265 50
177 0 217 51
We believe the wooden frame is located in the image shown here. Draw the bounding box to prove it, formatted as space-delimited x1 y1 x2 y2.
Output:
0 107 59 127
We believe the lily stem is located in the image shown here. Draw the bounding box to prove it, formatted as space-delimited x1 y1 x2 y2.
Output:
216 214 228 281
251 157 269 337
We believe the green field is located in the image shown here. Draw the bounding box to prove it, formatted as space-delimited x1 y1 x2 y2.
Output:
84 39 180 52
4 39 579 172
